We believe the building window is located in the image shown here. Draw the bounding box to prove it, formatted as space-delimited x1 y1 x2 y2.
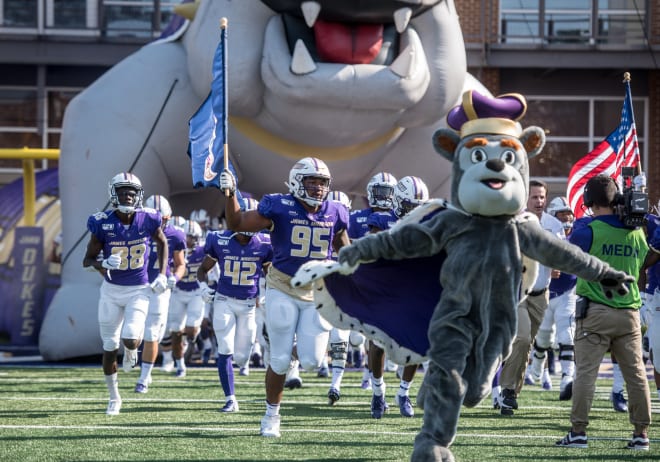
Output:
0 86 81 170
1 0 38 27
500 0 647 45
526 95 646 180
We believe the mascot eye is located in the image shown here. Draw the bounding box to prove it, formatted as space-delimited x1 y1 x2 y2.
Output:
470 148 487 163
501 150 516 164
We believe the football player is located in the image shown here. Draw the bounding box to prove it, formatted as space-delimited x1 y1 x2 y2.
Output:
348 172 398 391
134 195 186 393
168 220 207 378
220 157 350 437
198 198 272 412
83 172 168 415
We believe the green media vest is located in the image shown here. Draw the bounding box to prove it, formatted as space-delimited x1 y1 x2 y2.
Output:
575 219 648 309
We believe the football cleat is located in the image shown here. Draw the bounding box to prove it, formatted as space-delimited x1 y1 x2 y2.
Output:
239 366 250 376
499 388 517 416
134 382 148 394
371 394 387 419
106 398 122 416
541 369 552 391
175 368 187 378
559 374 573 401
328 387 341 406
317 366 329 378
361 378 372 390
555 431 587 448
161 357 175 373
491 385 501 409
220 399 239 413
284 377 303 390
611 391 628 412
122 348 138 373
260 414 281 437
395 394 414 417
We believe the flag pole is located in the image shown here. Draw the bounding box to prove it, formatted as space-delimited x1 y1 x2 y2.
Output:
220 17 230 196
622 72 642 177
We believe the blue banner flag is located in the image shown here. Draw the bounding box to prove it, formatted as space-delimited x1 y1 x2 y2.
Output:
187 23 244 205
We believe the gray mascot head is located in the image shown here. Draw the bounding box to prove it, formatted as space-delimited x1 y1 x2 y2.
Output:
432 91 546 216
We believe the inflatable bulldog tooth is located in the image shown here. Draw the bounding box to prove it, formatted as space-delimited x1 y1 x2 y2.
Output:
41 0 488 360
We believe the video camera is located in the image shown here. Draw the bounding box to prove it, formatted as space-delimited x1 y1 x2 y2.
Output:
615 166 649 228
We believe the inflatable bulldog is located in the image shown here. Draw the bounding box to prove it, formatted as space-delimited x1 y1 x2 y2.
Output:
41 0 488 359
296 91 634 461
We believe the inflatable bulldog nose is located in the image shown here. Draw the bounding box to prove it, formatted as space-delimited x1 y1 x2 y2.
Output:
446 90 528 138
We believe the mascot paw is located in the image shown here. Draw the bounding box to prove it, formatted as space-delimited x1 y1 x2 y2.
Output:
291 260 341 288
412 435 455 462
600 273 634 299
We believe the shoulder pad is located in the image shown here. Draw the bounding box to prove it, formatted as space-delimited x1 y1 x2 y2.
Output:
515 212 539 224
92 211 108 221
142 206 158 214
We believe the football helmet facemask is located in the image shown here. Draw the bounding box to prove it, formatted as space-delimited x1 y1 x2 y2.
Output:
367 172 397 209
108 172 144 214
547 196 574 230
286 157 331 207
393 176 429 218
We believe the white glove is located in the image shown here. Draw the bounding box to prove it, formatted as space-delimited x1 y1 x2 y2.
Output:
219 170 236 196
199 282 215 303
101 253 122 270
167 275 178 290
151 274 168 294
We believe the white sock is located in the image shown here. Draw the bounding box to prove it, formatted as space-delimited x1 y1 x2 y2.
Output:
162 350 173 363
176 358 186 370
612 363 624 393
331 366 344 389
398 379 412 397
105 373 120 400
203 338 213 350
266 400 280 416
371 374 385 397
139 362 154 384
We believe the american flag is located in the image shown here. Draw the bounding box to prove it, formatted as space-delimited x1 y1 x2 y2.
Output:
567 77 640 218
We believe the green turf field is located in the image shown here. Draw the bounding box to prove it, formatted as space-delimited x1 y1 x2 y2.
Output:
0 365 657 461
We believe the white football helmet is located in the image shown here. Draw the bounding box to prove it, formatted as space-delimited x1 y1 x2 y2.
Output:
190 209 210 226
170 216 187 231
547 196 574 230
286 157 331 207
108 172 143 214
393 176 429 218
144 195 172 219
327 191 352 211
367 172 397 209
183 220 203 246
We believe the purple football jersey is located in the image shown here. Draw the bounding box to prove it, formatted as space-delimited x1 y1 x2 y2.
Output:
348 207 373 240
87 209 162 286
204 230 273 299
147 223 186 282
258 194 348 277
176 245 206 291
366 210 397 231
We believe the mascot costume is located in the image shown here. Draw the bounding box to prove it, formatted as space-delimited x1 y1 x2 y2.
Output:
40 0 490 359
293 90 634 462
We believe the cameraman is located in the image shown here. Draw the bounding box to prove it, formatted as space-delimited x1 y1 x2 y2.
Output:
556 175 651 450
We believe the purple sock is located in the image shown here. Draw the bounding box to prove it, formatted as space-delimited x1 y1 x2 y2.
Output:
217 353 235 397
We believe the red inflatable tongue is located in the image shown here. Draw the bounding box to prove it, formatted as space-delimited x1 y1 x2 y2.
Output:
314 20 383 64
